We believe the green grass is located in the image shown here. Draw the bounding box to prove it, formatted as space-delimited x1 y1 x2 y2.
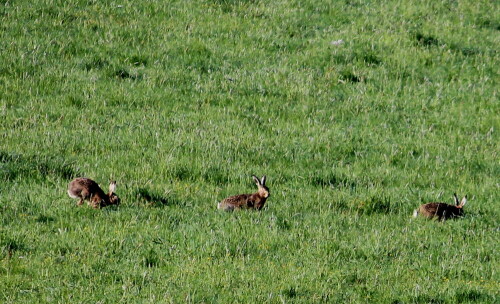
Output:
1 0 499 302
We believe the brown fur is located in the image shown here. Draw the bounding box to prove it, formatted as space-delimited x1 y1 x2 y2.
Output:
68 178 120 209
218 175 270 211
413 193 467 221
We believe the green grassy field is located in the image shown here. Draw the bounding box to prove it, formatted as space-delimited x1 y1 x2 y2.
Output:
1 0 499 302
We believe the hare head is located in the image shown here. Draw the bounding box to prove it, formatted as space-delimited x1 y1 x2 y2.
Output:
452 193 467 215
107 181 120 206
253 175 269 199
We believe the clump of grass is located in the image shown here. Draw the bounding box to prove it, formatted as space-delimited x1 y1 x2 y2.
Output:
270 215 292 230
201 166 229 184
66 95 85 108
350 195 394 215
82 57 108 71
281 286 298 298
142 248 161 268
128 54 148 66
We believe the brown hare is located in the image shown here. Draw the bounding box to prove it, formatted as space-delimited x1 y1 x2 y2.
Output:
217 175 270 211
413 193 467 221
68 178 120 209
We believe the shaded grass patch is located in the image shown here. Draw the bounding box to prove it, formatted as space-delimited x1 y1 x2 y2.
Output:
0 151 79 182
134 187 183 207
35 214 56 224
413 32 441 47
339 70 364 83
142 248 161 268
310 172 357 189
350 194 395 215
111 68 141 80
82 57 108 71
455 289 494 303
0 233 28 259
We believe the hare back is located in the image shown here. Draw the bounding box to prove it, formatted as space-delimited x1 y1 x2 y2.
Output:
70 177 99 187
68 178 105 199
419 202 461 219
218 194 252 210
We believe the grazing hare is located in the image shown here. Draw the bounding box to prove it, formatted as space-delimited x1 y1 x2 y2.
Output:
217 175 270 211
413 193 467 221
68 178 120 208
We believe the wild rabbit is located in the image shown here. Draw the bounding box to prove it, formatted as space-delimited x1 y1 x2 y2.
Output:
68 178 120 208
413 193 467 221
217 175 270 211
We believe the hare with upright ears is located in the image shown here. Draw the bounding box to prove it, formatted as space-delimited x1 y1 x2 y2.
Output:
217 175 270 211
68 178 120 209
413 193 467 221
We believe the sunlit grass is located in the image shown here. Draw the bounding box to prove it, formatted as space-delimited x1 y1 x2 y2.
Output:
0 0 498 302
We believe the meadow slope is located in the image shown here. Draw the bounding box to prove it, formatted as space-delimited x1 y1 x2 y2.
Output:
0 0 499 303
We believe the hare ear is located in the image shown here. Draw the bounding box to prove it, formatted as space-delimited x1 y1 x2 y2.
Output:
453 193 460 205
109 181 117 193
252 175 261 186
460 196 467 207
260 175 266 186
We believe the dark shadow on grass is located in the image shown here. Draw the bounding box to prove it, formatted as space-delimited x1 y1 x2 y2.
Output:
201 166 229 184
281 287 298 299
0 232 28 258
135 187 183 207
35 214 56 224
340 70 364 83
212 0 259 3
310 172 357 189
128 54 148 66
413 32 482 56
83 57 108 71
212 0 259 6
449 44 481 56
476 18 500 31
413 294 445 304
271 215 292 230
0 151 80 182
455 290 494 303
142 248 161 268
414 32 440 47
351 195 393 215
171 166 192 181
111 68 142 80
210 0 260 14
